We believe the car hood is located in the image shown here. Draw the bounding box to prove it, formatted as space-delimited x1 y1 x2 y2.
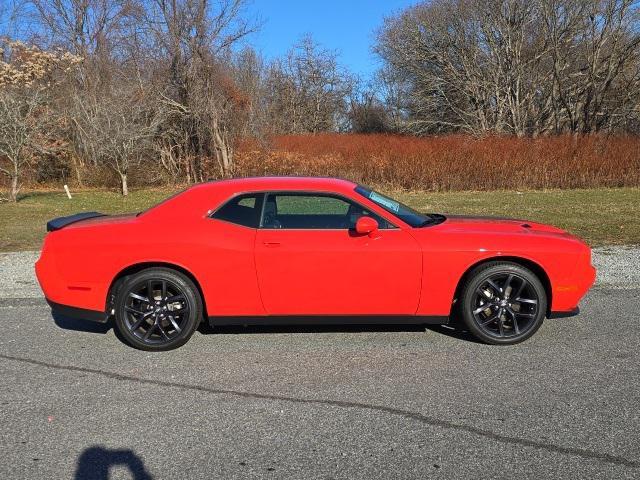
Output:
440 215 569 235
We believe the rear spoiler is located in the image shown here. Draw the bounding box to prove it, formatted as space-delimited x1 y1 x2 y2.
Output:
46 212 106 232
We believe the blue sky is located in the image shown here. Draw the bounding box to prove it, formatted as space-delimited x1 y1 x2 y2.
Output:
245 0 417 80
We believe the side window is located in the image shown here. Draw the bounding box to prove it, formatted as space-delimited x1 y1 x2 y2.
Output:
262 193 392 230
276 195 350 215
211 193 264 228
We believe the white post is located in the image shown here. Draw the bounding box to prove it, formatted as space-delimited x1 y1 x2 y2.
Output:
63 184 72 199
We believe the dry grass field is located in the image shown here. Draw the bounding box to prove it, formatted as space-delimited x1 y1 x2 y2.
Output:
236 134 640 191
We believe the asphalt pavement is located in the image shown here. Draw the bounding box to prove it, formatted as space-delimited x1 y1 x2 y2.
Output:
0 287 639 479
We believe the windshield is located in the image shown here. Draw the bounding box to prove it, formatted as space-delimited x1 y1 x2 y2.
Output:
354 185 435 227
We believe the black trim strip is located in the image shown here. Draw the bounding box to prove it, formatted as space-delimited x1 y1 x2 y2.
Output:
209 315 449 327
47 300 109 323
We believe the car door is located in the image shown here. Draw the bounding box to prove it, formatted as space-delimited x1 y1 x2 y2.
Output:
254 192 422 315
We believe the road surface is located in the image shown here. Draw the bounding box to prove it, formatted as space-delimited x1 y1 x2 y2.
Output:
0 287 638 479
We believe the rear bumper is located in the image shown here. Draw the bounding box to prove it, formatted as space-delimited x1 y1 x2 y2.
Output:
47 299 109 323
36 248 109 313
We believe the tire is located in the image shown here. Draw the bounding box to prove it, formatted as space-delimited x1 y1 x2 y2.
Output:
459 262 547 345
114 268 202 351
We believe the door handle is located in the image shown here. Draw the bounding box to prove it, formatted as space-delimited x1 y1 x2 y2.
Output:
262 241 281 247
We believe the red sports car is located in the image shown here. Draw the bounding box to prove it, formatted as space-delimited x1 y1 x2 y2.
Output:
35 177 596 350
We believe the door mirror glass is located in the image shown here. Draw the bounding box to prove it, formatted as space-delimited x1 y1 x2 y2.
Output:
355 216 378 235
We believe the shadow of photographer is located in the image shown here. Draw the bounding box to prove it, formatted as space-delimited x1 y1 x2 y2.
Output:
74 446 152 480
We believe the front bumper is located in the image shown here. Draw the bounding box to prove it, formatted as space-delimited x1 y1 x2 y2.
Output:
551 259 596 313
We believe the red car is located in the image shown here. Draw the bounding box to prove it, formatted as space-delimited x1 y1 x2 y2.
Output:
36 177 596 350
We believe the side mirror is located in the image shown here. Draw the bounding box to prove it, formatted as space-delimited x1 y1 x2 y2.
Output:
355 216 379 236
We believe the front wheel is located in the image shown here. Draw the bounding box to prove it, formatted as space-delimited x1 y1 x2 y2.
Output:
114 268 202 351
459 262 547 345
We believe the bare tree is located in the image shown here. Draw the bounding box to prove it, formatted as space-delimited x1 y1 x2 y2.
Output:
1 0 260 192
0 40 80 201
376 0 640 136
233 47 268 136
27 0 132 57
143 0 256 179
0 89 46 201
348 83 389 133
0 1 24 39
72 84 163 195
542 0 640 133
264 35 354 134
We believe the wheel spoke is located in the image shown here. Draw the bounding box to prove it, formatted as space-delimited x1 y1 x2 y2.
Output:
125 306 146 316
480 311 500 326
168 315 182 333
513 279 527 301
143 323 156 340
515 312 536 318
486 279 502 295
515 298 538 305
503 275 514 297
148 280 155 302
129 316 147 332
129 292 149 303
497 311 505 336
473 304 492 315
166 294 186 303
161 280 167 300
157 323 170 340
507 308 520 334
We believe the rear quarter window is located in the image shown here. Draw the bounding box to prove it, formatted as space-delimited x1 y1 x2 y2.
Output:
211 193 264 228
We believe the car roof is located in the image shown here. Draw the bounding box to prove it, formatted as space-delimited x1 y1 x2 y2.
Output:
190 176 358 193
140 177 363 220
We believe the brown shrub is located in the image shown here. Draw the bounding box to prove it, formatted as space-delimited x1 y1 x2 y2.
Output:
235 133 640 191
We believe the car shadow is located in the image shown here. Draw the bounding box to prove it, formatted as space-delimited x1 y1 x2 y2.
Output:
74 446 153 480
198 316 485 344
51 310 483 345
425 323 485 344
52 311 113 334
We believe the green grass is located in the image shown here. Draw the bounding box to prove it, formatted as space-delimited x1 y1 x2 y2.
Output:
393 188 639 247
0 188 176 252
0 187 638 251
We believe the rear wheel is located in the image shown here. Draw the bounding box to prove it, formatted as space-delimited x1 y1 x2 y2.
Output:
460 262 547 345
114 268 202 351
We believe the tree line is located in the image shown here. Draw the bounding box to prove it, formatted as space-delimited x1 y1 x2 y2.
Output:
1 0 639 201
377 0 640 136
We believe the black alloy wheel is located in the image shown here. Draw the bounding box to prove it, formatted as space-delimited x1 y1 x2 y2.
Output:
114 268 202 351
460 262 547 345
